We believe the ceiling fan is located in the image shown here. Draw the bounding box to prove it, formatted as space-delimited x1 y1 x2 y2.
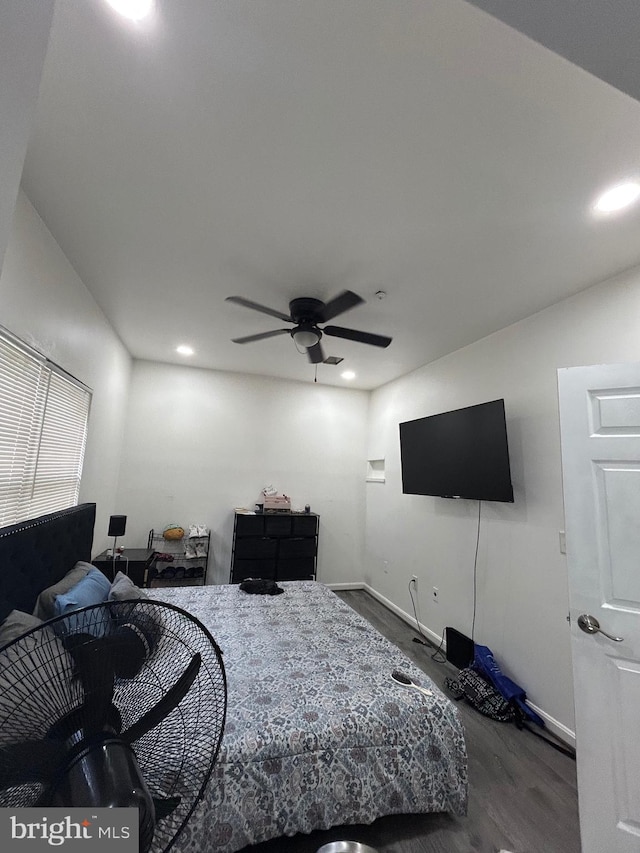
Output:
225 290 392 364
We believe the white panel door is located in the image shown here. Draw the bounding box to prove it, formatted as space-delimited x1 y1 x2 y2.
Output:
558 362 640 853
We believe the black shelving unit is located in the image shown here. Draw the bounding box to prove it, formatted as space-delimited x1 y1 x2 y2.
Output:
229 511 319 583
147 528 210 587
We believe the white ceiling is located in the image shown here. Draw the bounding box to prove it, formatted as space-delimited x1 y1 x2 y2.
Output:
20 0 640 390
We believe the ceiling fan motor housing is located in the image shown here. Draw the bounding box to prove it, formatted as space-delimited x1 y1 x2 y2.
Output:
288 297 325 324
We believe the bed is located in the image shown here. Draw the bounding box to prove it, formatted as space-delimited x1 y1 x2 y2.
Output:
0 504 468 851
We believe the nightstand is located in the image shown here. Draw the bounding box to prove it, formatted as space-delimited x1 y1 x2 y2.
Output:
92 548 156 587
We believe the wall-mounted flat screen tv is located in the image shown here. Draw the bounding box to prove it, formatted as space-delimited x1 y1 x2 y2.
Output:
399 399 514 503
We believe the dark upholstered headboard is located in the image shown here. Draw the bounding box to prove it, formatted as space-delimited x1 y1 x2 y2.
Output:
0 503 96 622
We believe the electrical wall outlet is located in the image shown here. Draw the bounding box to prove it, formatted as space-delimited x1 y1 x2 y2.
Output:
432 586 439 602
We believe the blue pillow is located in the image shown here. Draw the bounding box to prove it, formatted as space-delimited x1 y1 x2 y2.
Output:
53 567 111 636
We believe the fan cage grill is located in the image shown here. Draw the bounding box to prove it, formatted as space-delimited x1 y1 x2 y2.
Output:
0 600 226 853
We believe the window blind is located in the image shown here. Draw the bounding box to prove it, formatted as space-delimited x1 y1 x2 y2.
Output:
0 331 91 526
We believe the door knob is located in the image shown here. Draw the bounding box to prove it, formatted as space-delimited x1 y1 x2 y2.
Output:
577 614 623 642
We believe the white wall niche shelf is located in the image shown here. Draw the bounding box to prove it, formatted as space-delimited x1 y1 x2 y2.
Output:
366 458 386 483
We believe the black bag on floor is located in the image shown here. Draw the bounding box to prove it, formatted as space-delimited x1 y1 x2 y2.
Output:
445 667 516 722
445 647 576 759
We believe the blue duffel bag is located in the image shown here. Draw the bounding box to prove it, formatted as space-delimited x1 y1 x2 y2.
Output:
472 643 545 727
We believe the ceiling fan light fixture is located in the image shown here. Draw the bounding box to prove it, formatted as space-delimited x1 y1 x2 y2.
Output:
292 327 321 348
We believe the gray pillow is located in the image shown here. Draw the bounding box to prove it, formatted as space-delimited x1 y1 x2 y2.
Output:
32 561 93 620
0 610 44 647
109 571 148 601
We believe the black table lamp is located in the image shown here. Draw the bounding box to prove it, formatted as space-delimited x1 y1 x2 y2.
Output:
108 514 127 555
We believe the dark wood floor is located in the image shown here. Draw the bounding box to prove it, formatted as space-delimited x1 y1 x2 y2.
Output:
239 590 580 853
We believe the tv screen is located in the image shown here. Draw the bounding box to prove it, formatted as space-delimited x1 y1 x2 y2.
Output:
399 399 514 503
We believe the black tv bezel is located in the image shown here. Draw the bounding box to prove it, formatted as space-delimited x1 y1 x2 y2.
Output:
399 398 514 503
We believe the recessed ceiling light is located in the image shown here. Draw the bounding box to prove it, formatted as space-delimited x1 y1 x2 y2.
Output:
593 181 640 214
176 345 194 357
105 0 154 21
341 371 356 381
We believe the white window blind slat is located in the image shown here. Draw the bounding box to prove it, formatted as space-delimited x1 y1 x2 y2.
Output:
0 331 91 526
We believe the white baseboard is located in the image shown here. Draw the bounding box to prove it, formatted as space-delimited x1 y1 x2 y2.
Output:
363 583 445 648
524 702 576 748
329 582 576 749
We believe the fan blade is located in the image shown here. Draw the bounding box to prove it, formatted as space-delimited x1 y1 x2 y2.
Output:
0 740 66 788
323 325 392 348
318 290 364 322
226 296 292 323
232 329 290 344
122 653 202 745
63 635 117 736
153 795 182 821
112 612 162 677
307 342 325 364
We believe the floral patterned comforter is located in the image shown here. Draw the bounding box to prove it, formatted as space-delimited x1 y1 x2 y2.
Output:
146 581 467 852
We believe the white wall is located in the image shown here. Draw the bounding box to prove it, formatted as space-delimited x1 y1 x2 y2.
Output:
116 360 369 585
0 2 54 276
0 191 132 551
366 264 640 739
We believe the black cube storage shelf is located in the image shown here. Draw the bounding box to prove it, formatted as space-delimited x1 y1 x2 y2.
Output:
229 511 319 583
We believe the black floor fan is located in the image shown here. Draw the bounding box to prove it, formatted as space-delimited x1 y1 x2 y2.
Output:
0 600 227 852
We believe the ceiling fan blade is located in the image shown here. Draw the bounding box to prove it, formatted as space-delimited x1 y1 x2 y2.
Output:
323 325 392 348
307 342 325 364
226 296 292 323
318 290 364 322
232 329 290 344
